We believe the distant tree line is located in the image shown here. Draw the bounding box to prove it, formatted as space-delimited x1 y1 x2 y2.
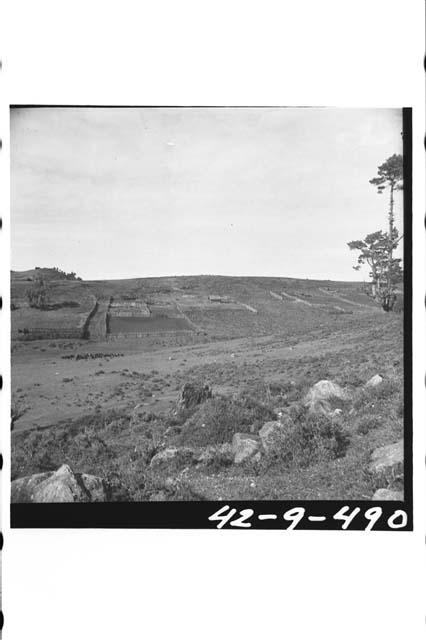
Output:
35 266 82 281
26 267 82 309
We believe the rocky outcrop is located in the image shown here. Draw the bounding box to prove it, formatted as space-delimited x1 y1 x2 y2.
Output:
369 440 403 476
365 374 383 388
259 421 287 454
231 433 260 464
11 464 109 503
304 380 347 416
177 382 212 410
372 488 404 501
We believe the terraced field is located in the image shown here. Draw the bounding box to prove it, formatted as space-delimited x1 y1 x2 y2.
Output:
11 279 96 340
108 315 193 334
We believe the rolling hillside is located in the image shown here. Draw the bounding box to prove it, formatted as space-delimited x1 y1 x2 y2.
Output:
11 270 404 502
11 272 389 344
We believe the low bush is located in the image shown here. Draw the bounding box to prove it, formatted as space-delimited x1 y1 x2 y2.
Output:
353 378 400 411
356 415 382 435
176 394 276 447
263 405 351 469
12 426 115 479
199 445 235 472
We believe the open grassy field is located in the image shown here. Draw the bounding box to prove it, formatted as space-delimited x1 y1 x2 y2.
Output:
11 275 96 339
109 315 193 334
11 272 404 501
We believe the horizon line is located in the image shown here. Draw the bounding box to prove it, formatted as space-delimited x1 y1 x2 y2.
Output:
11 268 371 284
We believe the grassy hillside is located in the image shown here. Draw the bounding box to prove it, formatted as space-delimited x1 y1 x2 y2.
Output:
11 272 388 342
11 271 404 501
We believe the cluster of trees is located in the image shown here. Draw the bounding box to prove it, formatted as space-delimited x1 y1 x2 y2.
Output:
35 266 82 281
348 153 403 312
26 267 82 309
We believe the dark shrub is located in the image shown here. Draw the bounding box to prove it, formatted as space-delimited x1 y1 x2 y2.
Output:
264 405 350 469
357 415 382 435
203 447 235 472
234 391 277 429
353 378 400 411
177 394 276 447
164 405 197 428
11 410 130 480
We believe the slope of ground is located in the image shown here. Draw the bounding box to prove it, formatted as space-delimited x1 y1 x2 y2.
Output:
11 273 404 501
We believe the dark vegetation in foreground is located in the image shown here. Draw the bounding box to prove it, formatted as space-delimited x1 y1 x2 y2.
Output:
12 323 404 501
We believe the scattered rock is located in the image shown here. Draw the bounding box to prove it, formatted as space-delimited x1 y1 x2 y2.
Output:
163 476 177 489
304 380 347 416
369 440 403 476
196 443 234 465
232 433 260 464
177 382 212 410
259 421 287 454
149 447 179 467
366 374 383 388
80 473 109 502
130 403 148 427
149 446 195 468
11 464 109 503
372 488 404 501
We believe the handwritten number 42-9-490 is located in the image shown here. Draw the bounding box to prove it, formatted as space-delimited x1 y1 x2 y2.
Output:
208 505 407 530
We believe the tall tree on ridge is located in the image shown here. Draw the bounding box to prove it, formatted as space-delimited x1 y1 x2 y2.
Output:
369 153 403 289
347 154 404 312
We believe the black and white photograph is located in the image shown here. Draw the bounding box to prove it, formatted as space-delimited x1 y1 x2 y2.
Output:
2 2 425 639
9 106 411 524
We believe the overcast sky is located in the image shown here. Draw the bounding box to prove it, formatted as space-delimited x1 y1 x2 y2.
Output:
11 107 403 281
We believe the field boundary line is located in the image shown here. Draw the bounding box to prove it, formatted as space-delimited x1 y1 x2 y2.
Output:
318 287 377 309
238 302 258 313
281 290 312 306
174 302 204 332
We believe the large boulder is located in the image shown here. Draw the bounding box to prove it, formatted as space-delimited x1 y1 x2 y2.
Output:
231 433 260 464
259 421 287 454
372 488 404 501
365 374 383 388
369 440 403 476
11 464 109 503
177 382 212 410
304 380 347 416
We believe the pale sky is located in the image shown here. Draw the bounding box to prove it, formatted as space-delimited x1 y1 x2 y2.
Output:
11 107 403 281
